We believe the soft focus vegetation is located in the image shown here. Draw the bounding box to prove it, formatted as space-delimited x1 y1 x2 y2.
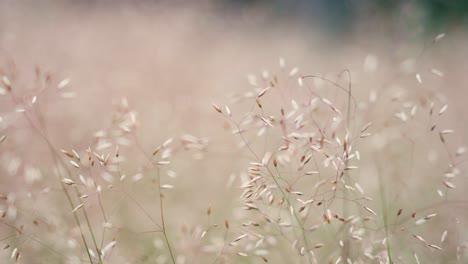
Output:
0 2 467 264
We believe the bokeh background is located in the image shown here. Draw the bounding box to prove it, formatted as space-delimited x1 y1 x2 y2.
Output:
1 1 468 263
2 0 468 137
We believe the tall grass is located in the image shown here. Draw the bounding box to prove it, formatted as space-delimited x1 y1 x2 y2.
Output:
0 30 467 264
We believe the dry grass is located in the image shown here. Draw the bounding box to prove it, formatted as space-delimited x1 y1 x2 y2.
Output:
0 2 468 264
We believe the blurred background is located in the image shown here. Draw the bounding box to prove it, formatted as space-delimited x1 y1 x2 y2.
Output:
1 0 467 136
1 0 468 263
1 0 467 158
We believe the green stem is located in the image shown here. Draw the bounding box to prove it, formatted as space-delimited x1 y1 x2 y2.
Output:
158 170 176 264
19 109 97 263
337 69 353 260
378 171 393 263
266 167 313 263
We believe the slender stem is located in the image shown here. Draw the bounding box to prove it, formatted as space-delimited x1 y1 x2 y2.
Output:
9 93 96 264
133 135 175 263
229 116 313 263
342 70 352 259
37 124 103 263
266 166 313 263
157 169 176 264
81 206 103 263
212 228 229 264
378 170 393 263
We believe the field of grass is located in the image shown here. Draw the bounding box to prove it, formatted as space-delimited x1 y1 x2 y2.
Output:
0 2 467 264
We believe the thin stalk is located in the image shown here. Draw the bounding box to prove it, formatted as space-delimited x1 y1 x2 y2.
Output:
10 93 96 263
266 166 313 264
133 136 175 263
39 127 103 263
212 228 229 264
232 117 313 263
80 205 104 263
157 169 176 264
342 70 352 259
378 171 393 264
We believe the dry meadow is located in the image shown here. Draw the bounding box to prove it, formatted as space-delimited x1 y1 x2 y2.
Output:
1 2 468 263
